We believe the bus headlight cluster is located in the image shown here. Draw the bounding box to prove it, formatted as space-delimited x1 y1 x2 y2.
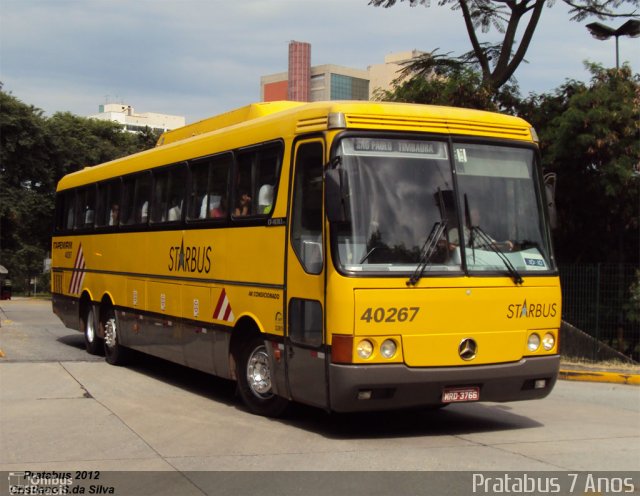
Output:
356 340 374 359
356 339 398 360
542 333 555 351
380 339 397 359
527 333 541 352
527 332 556 352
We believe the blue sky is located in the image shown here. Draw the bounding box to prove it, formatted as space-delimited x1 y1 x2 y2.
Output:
1 0 638 123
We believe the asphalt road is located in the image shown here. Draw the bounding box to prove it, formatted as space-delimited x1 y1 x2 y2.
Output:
1 297 638 495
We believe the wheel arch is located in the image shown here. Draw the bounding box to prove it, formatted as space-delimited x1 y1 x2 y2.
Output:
229 315 263 381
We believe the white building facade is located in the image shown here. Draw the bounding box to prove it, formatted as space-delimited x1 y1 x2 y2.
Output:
89 103 185 133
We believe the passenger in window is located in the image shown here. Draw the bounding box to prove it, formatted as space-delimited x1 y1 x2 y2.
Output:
66 208 75 229
84 207 94 226
209 196 226 218
258 184 274 214
234 190 252 216
140 201 148 223
109 204 119 226
168 197 182 221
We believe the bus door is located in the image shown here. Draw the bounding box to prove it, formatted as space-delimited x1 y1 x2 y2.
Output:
285 139 327 408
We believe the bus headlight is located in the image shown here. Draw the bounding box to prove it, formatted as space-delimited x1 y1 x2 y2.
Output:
527 333 540 352
380 339 397 359
542 333 555 351
356 339 374 359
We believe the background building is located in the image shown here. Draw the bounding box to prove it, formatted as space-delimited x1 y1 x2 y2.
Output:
367 49 425 99
261 41 369 102
89 103 185 133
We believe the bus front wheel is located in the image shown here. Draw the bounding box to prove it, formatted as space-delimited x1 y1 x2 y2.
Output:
103 307 128 365
236 336 288 417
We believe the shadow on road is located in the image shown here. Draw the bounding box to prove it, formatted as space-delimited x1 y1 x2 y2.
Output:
54 335 543 440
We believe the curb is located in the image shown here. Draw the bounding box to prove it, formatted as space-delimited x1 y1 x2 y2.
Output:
558 368 640 386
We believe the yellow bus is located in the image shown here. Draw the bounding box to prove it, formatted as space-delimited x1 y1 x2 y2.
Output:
51 101 561 416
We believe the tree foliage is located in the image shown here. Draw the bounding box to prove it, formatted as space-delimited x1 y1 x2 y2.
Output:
373 49 522 112
380 61 639 265
370 0 639 90
521 63 639 264
0 86 161 293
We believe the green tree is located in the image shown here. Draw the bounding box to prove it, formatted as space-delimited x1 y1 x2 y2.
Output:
374 49 522 112
0 86 51 192
0 86 161 293
521 63 639 264
46 112 138 182
370 0 639 91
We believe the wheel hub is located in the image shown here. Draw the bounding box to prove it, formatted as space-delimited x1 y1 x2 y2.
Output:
247 346 273 398
104 318 117 348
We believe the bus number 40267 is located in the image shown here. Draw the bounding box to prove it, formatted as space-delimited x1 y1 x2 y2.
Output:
360 306 420 324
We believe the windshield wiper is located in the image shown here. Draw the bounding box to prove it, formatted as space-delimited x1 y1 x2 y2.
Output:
359 246 377 264
407 221 446 286
471 226 524 285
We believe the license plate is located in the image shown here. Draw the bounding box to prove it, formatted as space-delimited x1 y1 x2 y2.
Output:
441 387 480 403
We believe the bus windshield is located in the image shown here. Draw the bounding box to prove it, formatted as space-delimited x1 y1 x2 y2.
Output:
333 137 554 276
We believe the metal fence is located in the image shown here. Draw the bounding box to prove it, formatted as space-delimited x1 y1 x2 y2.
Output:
559 264 639 360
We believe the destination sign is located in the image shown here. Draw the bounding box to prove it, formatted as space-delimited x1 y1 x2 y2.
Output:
343 138 448 159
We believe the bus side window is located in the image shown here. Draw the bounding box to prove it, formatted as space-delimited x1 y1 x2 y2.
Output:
291 142 324 274
289 298 323 347
95 182 107 227
167 166 186 222
76 186 95 229
107 180 121 227
233 143 282 218
209 154 231 219
134 172 151 224
188 160 210 220
234 152 254 217
62 190 76 231
152 165 186 223
53 194 65 233
120 176 136 226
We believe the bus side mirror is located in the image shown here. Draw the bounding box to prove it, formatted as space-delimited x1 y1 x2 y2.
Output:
325 169 351 223
544 172 558 229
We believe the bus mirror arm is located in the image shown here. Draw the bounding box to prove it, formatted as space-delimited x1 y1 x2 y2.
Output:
325 168 351 223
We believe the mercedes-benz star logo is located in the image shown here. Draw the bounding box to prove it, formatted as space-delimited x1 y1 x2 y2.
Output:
458 338 478 361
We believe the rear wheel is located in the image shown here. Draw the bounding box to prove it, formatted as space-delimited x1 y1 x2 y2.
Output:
82 306 102 355
103 307 128 365
236 336 288 417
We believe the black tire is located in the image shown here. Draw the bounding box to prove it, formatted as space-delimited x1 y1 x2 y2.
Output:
236 336 288 417
103 306 128 365
82 305 102 355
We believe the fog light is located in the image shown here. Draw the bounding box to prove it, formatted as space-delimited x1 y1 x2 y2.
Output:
542 333 555 351
357 339 374 359
534 379 547 389
358 390 372 400
527 333 540 352
380 339 397 359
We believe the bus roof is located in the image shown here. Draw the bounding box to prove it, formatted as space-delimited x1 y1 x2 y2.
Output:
57 101 536 191
156 101 305 146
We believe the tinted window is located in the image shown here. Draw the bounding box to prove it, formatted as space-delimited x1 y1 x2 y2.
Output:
233 143 282 218
152 165 186 223
187 154 232 221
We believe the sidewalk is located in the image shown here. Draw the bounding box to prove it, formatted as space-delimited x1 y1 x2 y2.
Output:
559 362 640 386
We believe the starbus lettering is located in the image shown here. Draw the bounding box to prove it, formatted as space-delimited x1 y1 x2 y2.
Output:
168 239 212 273
506 299 557 319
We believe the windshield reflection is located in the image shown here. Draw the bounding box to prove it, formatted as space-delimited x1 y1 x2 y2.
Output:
335 137 456 272
453 143 552 274
332 137 554 276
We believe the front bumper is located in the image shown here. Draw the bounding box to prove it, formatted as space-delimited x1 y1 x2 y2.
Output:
329 355 560 412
